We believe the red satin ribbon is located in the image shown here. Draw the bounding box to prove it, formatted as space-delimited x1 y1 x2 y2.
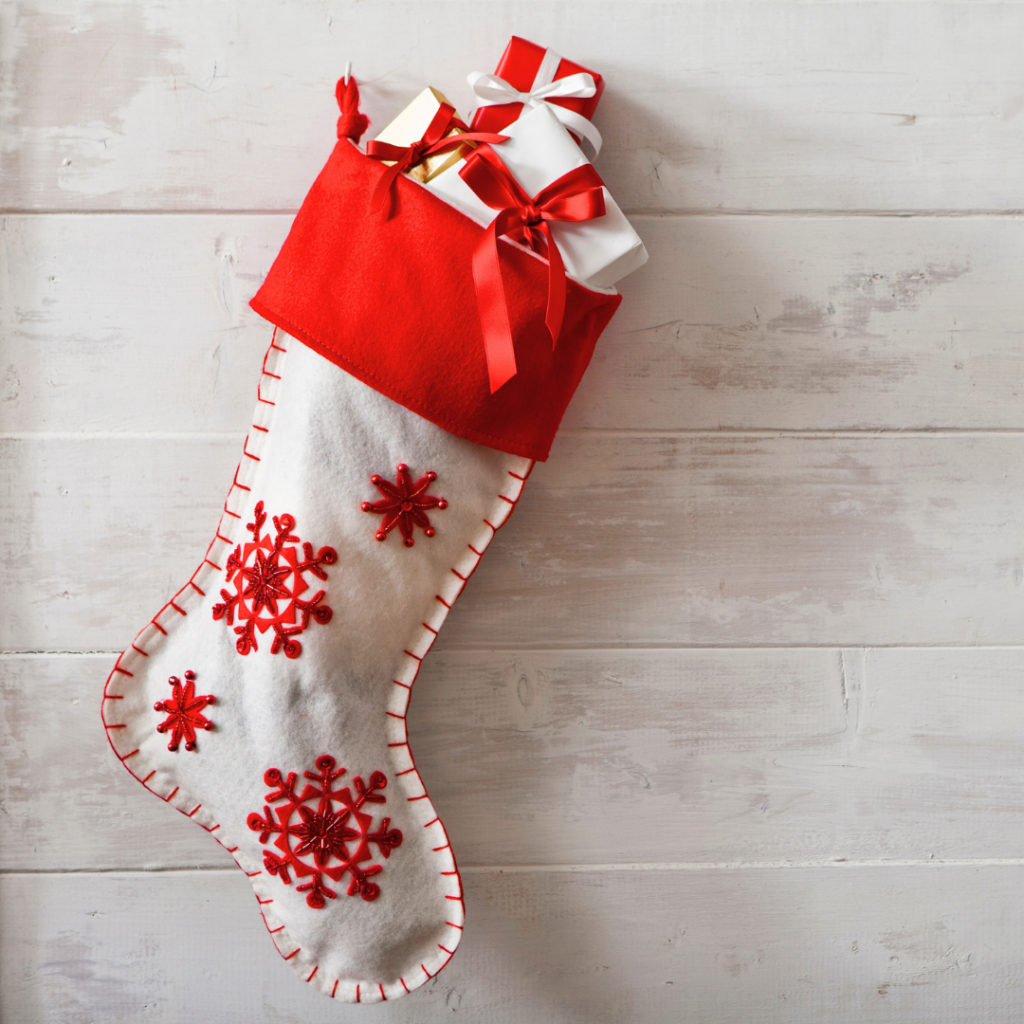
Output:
458 146 606 393
365 104 507 212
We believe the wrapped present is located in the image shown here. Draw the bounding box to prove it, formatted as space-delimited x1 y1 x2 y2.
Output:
427 103 647 291
468 35 604 155
370 86 474 183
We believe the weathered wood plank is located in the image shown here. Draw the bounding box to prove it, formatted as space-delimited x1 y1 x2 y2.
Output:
4 867 1022 1023
4 3 1024 213
3 434 1023 651
5 214 1024 433
7 649 1024 871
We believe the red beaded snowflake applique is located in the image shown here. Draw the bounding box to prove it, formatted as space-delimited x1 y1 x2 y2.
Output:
247 755 403 908
361 464 448 547
154 671 214 752
212 501 337 659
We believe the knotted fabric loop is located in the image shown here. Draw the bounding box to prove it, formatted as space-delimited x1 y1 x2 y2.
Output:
467 70 603 157
335 75 369 143
365 103 508 213
459 145 606 393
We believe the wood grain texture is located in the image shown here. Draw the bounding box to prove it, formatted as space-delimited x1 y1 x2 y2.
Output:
5 867 1024 1024
4 433 1024 651
5 0 1024 1019
6 649 1024 871
4 2 1024 213
5 213 1024 434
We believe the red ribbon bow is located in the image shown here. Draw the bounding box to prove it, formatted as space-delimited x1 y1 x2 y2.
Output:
365 104 507 213
458 146 607 393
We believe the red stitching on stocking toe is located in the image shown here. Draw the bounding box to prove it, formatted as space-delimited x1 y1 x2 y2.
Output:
307 966 318 982
331 980 339 998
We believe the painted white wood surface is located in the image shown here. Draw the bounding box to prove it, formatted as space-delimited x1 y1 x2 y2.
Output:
5 433 1024 650
4 1 1024 1021
5 868 1024 1024
7 649 1024 871
5 2 1024 213
5 214 1024 433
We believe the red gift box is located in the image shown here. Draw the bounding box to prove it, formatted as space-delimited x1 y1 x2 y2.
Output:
469 36 605 154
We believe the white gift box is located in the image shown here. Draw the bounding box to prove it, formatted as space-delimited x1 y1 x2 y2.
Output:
425 103 648 290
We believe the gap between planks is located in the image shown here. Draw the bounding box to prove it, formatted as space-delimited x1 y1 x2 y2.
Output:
13 644 1024 658
11 429 1024 441
5 860 1024 877
5 208 1024 219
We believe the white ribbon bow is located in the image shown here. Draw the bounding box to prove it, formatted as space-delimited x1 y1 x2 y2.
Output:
468 68 603 157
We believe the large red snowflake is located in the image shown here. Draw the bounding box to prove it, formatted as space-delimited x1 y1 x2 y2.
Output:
247 755 403 908
154 671 214 752
361 463 448 547
212 501 337 659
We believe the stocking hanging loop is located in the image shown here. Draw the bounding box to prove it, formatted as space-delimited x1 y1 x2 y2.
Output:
336 70 369 143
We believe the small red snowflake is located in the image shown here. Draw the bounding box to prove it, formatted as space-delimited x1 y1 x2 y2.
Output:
361 464 448 547
248 755 403 908
212 501 337 658
154 671 214 752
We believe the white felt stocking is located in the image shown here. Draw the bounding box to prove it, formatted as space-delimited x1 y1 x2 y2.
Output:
102 329 532 1002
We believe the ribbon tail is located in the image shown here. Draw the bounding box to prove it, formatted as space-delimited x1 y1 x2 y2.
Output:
472 223 518 393
546 105 603 158
369 163 403 215
542 223 567 348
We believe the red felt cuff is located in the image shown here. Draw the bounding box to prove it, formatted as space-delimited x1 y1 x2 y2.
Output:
250 140 621 462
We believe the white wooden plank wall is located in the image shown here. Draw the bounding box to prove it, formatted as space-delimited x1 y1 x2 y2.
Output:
3 2 1024 1021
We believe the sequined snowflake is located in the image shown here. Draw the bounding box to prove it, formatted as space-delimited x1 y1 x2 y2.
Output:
154 671 215 752
212 501 337 658
248 755 403 908
361 464 448 547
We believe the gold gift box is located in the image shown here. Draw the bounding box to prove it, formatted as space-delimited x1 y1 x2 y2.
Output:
372 87 474 183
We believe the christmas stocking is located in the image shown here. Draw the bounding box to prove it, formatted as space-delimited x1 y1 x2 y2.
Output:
102 75 622 1003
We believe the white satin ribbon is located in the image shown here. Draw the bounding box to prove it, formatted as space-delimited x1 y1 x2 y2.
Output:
468 55 603 157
